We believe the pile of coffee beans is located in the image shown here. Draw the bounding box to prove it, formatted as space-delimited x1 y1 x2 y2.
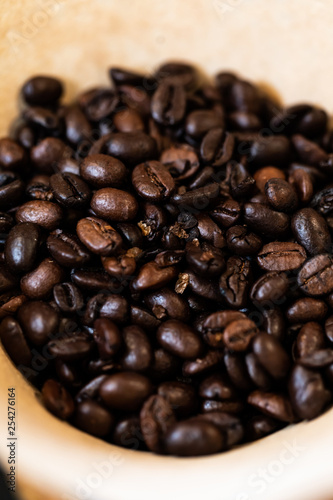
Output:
1 62 333 456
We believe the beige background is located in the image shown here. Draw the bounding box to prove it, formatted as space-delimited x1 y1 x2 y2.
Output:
1 1 333 499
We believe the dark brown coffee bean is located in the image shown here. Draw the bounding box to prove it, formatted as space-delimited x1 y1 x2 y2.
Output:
93 318 122 360
120 325 152 372
42 379 74 420
244 203 290 238
0 266 18 294
0 171 24 209
5 222 40 273
257 242 306 271
199 374 238 401
298 254 333 296
47 335 92 361
53 282 83 313
310 186 333 216
325 315 333 343
288 167 313 204
0 292 27 319
249 136 292 167
99 372 153 411
47 230 91 267
186 110 224 139
289 364 331 419
84 293 129 326
247 391 295 422
171 183 220 209
296 322 325 359
91 188 138 222
132 262 177 292
80 154 127 188
16 200 63 231
151 82 186 126
292 208 331 256
211 198 241 228
164 420 224 456
185 240 225 277
75 399 114 437
219 256 252 309
0 316 31 365
20 259 64 299
196 213 226 249
198 411 244 447
250 272 289 304
223 318 258 352
254 167 285 193
102 132 157 165
182 350 223 376
0 213 14 234
112 416 144 450
102 253 136 279
31 137 71 174
199 310 247 348
160 144 200 181
200 128 234 167
71 268 120 293
0 138 26 170
246 415 280 441
292 134 328 166
158 381 197 418
245 352 272 389
18 300 59 345
77 217 122 256
157 320 203 359
229 162 255 200
113 108 145 133
140 395 176 453
26 175 53 201
155 61 198 89
22 76 63 106
224 352 253 391
132 161 175 201
265 178 298 212
262 308 285 341
299 349 333 368
286 298 328 324
50 173 91 208
253 332 290 379
201 399 244 414
23 106 59 130
145 288 189 322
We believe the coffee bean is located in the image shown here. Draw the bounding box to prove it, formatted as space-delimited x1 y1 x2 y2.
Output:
16 201 63 231
244 203 290 238
5 222 40 273
0 138 26 170
186 110 224 140
199 310 247 348
325 316 333 343
289 365 331 419
246 415 280 441
158 381 197 418
310 186 333 216
253 333 290 379
265 178 298 212
157 320 203 359
296 322 325 359
42 379 74 420
26 175 53 201
140 395 176 453
50 173 91 208
132 262 178 292
224 352 253 391
20 259 64 299
102 132 157 165
286 298 328 324
0 292 26 319
22 76 63 106
145 288 190 322
71 268 120 293
75 400 114 437
112 416 144 449
0 171 24 209
93 318 122 360
292 134 328 166
250 272 289 304
0 266 18 294
80 154 127 188
155 61 198 90
223 318 258 351
120 325 152 372
99 372 153 411
254 167 285 193
84 293 129 326
245 353 272 389
257 242 306 271
262 308 285 340
31 137 71 174
182 350 223 376
171 183 220 208
132 161 175 201
200 128 234 167
199 374 238 401
102 253 136 279
164 420 224 456
247 391 295 422
48 335 93 361
160 144 200 181
288 167 313 204
196 213 226 248
211 198 241 228
219 256 252 308
47 230 91 267
17 300 59 346
91 188 138 222
0 316 31 365
53 282 83 313
77 217 123 256
292 208 331 255
185 240 225 277
298 254 333 296
151 82 186 126
299 349 333 368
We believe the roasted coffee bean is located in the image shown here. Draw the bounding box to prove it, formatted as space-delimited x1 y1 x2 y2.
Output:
0 213 13 234
75 400 114 437
288 167 313 204
253 333 290 379
93 318 122 360
325 316 333 343
157 320 203 359
16 200 63 231
199 310 247 348
80 154 127 188
0 138 26 170
257 242 306 271
151 82 186 126
5 222 40 273
130 306 161 333
0 316 31 365
155 61 198 89
298 254 333 296
0 171 24 208
164 420 224 456
262 308 285 340
229 79 261 113
171 183 220 209
286 298 328 324
22 76 63 106
79 87 119 121
185 240 225 277
23 106 59 130
196 213 226 249
132 161 175 201
245 353 272 389
42 380 74 420
102 132 157 165
53 282 83 313
31 137 71 174
117 223 143 248
310 186 333 216
219 256 252 309
224 352 253 391
91 188 138 222
250 272 289 304
289 365 331 419
299 349 333 368
211 198 241 228
20 259 64 299
71 268 120 293
244 203 290 238
77 217 122 256
140 395 176 453
197 411 243 447
120 325 152 372
158 381 197 418
265 178 298 212
181 269 220 302
223 318 258 351
249 136 292 167
160 144 200 181
47 230 91 267
47 335 92 361
228 111 261 131
145 288 189 322
102 253 136 279
132 262 177 292
292 208 331 256
50 173 91 208
18 300 59 345
246 415 280 441
185 110 224 140
99 372 153 411
201 399 244 414
0 292 26 319
229 162 255 200
247 391 295 422
200 128 234 167
182 350 223 376
112 416 144 449
292 134 328 166
26 175 53 201
113 108 145 133
0 266 18 294
295 322 325 359
84 293 129 326
199 374 238 401
254 167 285 193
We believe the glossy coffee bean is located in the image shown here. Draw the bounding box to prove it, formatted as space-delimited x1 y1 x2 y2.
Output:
249 136 291 168
80 154 127 188
253 333 290 379
226 225 262 256
18 300 59 345
140 395 176 453
132 262 178 292
257 242 306 271
53 282 84 313
0 171 24 209
289 365 331 419
20 259 64 299
158 381 197 418
250 272 288 304
91 188 138 222
145 288 189 322
182 350 223 377
0 316 31 365
265 178 298 212
42 379 74 420
0 138 26 170
247 391 295 422
295 322 325 359
16 201 63 231
219 256 252 308
26 175 53 201
200 128 234 167
30 137 71 174
93 318 122 360
132 161 175 201
254 167 285 193
164 420 224 456
102 132 157 165
185 240 225 277
186 110 224 140
84 293 129 326
47 230 91 267
244 203 290 238
286 298 328 324
99 372 153 411
157 320 203 359
75 400 114 437
151 82 186 126
223 318 258 351
298 254 333 296
121 325 152 372
292 208 331 256
50 173 91 208
160 144 200 181
47 335 93 361
22 76 63 106
5 223 40 273
77 217 123 256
